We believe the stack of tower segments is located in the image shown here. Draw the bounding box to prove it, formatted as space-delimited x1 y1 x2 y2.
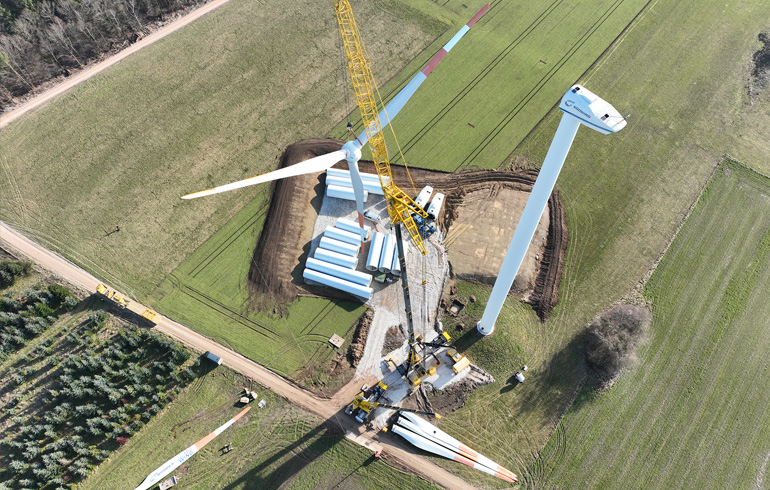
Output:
303 217 374 299
365 231 400 276
324 168 384 202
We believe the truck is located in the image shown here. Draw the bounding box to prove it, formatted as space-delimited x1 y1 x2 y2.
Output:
203 351 223 366
96 284 160 325
346 381 441 423
345 382 388 423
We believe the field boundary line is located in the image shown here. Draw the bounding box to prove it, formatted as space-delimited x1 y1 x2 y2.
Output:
723 153 770 181
630 156 726 298
0 0 234 130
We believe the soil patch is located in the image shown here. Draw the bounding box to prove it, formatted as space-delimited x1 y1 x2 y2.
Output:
246 139 568 320
398 365 495 415
382 325 405 356
751 31 770 98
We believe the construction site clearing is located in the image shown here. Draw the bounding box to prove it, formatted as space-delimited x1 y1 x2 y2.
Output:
246 139 568 419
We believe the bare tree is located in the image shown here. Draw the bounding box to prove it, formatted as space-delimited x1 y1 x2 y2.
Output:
584 303 651 382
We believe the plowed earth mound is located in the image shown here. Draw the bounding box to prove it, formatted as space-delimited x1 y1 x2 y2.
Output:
248 139 567 320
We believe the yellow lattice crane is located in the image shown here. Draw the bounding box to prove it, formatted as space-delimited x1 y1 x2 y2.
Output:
182 0 488 258
334 0 429 254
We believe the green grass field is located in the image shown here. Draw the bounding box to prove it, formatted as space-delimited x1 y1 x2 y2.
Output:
0 0 442 297
80 367 440 490
531 160 770 489
147 196 364 379
335 0 651 171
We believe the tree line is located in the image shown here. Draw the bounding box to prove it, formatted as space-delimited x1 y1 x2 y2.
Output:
0 0 206 111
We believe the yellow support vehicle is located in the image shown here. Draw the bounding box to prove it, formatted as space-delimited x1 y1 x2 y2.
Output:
96 284 160 325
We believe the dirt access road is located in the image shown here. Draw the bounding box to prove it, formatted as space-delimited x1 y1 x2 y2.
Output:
0 221 478 490
0 0 233 129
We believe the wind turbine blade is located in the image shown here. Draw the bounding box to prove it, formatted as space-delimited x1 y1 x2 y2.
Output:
356 3 489 147
134 407 250 490
348 162 366 218
181 149 347 199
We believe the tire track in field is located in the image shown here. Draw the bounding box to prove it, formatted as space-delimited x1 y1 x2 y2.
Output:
189 205 268 278
455 0 629 171
389 0 564 165
299 299 336 335
178 284 279 339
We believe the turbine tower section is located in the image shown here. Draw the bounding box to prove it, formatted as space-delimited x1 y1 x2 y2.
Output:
477 85 627 335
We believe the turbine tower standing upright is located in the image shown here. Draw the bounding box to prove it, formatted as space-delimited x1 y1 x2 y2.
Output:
477 85 627 336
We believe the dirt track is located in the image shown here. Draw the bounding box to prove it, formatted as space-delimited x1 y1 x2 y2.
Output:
0 0 233 129
0 221 478 490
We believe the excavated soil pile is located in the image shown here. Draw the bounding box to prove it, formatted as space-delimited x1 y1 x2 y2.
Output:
382 325 405 356
247 139 568 319
347 309 373 368
247 138 345 313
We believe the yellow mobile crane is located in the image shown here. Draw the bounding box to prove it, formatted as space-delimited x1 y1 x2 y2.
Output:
335 0 486 388
334 0 430 255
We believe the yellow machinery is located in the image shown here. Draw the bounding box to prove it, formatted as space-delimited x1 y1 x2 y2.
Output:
334 0 429 255
346 381 441 423
96 283 160 325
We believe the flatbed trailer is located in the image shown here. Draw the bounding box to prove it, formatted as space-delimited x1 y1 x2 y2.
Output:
96 283 160 325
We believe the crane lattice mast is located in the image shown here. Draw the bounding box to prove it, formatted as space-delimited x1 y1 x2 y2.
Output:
334 0 429 255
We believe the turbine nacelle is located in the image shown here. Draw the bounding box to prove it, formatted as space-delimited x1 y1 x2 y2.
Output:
559 84 627 135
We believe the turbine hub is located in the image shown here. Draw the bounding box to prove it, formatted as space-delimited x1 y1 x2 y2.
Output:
341 141 362 164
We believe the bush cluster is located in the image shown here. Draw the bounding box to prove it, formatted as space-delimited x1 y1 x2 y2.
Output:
0 260 32 286
0 280 77 362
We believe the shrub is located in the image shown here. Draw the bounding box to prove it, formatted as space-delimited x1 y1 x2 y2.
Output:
0 261 32 287
30 302 53 318
62 296 78 311
585 304 651 382
47 284 71 305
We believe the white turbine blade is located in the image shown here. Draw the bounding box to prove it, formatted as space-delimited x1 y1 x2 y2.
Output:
356 4 489 147
181 149 347 200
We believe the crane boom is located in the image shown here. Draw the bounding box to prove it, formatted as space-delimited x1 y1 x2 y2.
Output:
334 0 429 255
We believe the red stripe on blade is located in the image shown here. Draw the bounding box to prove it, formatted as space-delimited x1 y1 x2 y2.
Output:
422 49 447 76
467 3 490 28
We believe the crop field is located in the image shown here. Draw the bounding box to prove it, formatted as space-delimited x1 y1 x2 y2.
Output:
80 367 440 490
531 161 770 489
336 0 651 171
147 196 364 380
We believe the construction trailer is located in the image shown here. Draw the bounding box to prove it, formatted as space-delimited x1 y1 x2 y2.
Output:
95 284 160 325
